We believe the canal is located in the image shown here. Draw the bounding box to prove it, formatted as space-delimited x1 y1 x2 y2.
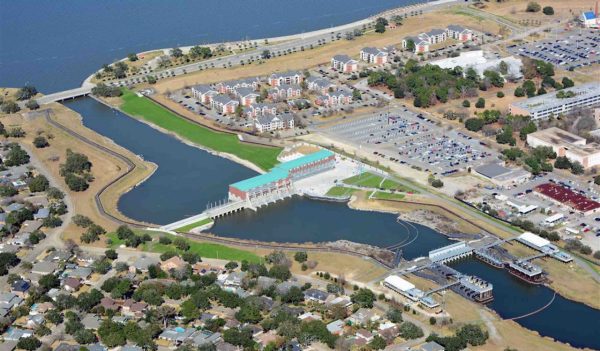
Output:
65 98 600 350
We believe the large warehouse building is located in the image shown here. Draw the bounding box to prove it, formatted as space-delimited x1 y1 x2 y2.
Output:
527 127 600 168
228 149 335 206
509 83 600 120
534 183 600 215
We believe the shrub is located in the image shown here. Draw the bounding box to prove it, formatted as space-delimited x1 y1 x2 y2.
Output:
496 91 505 98
526 2 541 12
542 6 554 15
25 99 39 110
475 98 485 108
33 136 49 148
462 100 470 107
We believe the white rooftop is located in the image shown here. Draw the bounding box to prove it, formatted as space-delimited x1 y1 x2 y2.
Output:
384 275 415 292
519 232 550 248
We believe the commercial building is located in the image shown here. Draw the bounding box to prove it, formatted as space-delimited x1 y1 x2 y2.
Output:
581 3 599 28
382 275 439 309
428 242 473 263
527 127 600 168
474 162 530 186
517 232 572 263
534 183 600 215
430 50 523 79
509 83 600 120
228 149 335 205
331 55 358 73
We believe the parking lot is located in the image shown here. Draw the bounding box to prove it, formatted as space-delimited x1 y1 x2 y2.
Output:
470 171 600 250
322 109 497 174
508 28 600 70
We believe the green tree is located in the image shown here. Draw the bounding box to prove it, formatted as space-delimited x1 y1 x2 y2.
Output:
170 47 183 58
502 148 524 161
386 308 403 323
269 264 291 281
398 321 424 339
465 118 484 132
294 251 308 263
16 85 38 101
1 101 20 114
526 2 541 12
33 136 49 148
570 161 584 175
17 337 41 351
4 144 30 166
369 335 387 350
25 99 39 110
351 288 376 308
542 6 554 15
457 324 489 346
562 77 574 88
127 53 139 61
554 156 571 169
519 121 537 140
235 303 263 324
475 98 485 108
514 86 525 97
29 175 50 192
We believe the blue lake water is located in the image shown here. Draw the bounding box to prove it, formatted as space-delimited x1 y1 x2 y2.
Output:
4 0 600 348
0 0 419 93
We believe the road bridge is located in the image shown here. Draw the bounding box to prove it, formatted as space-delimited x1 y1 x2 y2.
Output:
37 86 92 105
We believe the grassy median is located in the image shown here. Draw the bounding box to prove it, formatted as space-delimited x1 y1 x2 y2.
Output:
175 218 214 232
343 172 413 192
120 89 281 170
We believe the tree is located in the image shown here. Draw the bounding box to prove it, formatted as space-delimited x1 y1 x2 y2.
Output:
29 175 50 192
294 251 308 263
370 335 387 350
33 136 49 148
17 337 41 351
262 50 271 59
127 53 139 62
0 252 19 276
173 237 190 251
386 308 403 323
225 261 239 271
73 214 93 227
562 77 574 88
0 185 18 197
554 156 571 169
398 322 424 339
16 85 38 101
65 173 88 191
4 144 30 166
462 100 470 107
542 6 554 15
405 39 415 52
514 86 525 97
299 320 337 348
352 89 362 101
25 99 39 110
235 303 262 324
502 148 524 161
146 75 157 84
269 264 291 281
475 98 485 108
526 2 541 12
91 83 122 97
431 179 444 188
571 161 584 175
281 286 304 304
74 329 97 344
523 80 536 97
61 150 92 174
351 288 376 308
170 47 183 58
39 274 60 291
519 121 537 140
223 328 255 348
47 187 64 200
497 91 505 98
105 249 118 260
465 118 484 132
1 100 20 114
375 17 388 33
457 324 489 346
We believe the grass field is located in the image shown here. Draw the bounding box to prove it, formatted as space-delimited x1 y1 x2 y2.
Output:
325 186 356 197
120 89 281 170
175 218 214 232
107 231 261 262
371 191 406 201
343 172 413 192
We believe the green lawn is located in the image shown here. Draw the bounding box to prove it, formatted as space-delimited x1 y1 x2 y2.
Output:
120 89 281 170
106 230 261 262
343 172 413 192
325 186 356 197
371 191 405 201
175 218 214 232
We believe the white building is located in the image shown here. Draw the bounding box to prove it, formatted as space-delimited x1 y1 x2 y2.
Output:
527 127 600 168
254 113 294 133
430 50 523 79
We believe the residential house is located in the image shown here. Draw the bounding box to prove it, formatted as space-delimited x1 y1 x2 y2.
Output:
379 323 400 343
275 281 301 295
0 293 23 317
3 328 33 341
298 312 322 322
236 87 260 107
315 90 353 107
421 28 447 44
63 266 92 281
62 277 81 292
130 256 159 273
347 308 380 326
211 95 240 115
360 47 388 65
355 329 374 343
191 84 219 105
160 256 186 271
190 330 222 347
33 208 49 220
15 219 42 235
304 289 330 303
256 276 277 291
122 300 147 318
9 233 28 247
269 71 303 86
327 295 352 308
11 280 30 298
245 103 277 118
159 327 196 345
29 302 53 316
306 77 335 95
44 250 72 262
220 271 247 288
192 262 225 276
254 113 294 133
415 341 445 351
216 78 260 94
446 25 473 41
268 84 302 101
100 297 120 311
31 261 58 275
331 55 358 73
326 320 345 336
401 36 430 53
4 203 23 213
25 315 44 329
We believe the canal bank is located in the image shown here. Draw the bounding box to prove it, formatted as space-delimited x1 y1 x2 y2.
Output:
64 96 600 350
